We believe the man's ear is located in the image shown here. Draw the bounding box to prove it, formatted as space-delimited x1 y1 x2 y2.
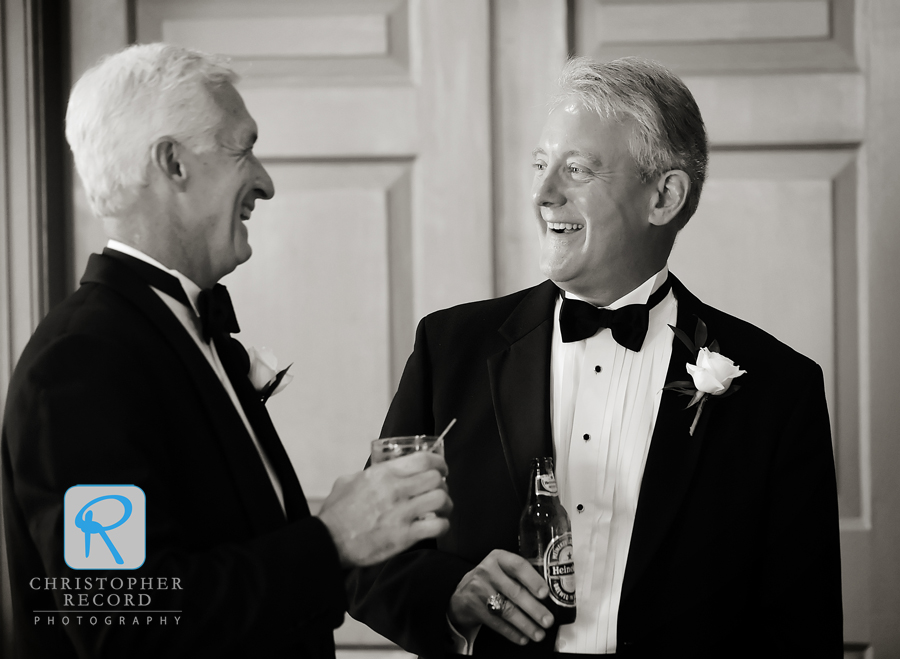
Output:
151 137 188 189
648 170 690 227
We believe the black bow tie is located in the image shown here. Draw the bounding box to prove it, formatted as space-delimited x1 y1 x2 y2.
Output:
103 248 240 343
196 284 240 343
558 277 672 351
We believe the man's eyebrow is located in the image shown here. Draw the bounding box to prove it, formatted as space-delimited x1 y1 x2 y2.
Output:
568 150 603 167
530 147 602 168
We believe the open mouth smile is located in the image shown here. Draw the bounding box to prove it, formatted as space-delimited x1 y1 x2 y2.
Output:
546 221 584 234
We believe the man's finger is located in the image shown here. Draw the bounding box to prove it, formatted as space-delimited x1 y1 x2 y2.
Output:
480 592 545 645
494 595 548 643
381 451 448 477
454 586 529 646
488 562 554 632
409 515 451 542
479 605 530 646
395 468 447 499
498 551 550 601
406 488 453 519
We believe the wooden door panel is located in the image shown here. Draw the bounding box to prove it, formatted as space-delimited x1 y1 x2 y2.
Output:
138 0 405 60
574 0 857 72
685 73 864 145
591 1 831 42
139 0 412 81
671 153 840 399
245 86 418 157
163 16 390 57
223 162 407 499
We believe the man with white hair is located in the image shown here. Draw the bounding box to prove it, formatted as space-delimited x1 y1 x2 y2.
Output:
1 43 451 658
348 56 842 658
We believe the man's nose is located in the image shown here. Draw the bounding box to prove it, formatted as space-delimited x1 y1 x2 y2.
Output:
255 161 275 200
533 168 565 207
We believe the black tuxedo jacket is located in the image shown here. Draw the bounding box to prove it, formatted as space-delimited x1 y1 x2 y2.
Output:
347 275 842 658
2 253 346 658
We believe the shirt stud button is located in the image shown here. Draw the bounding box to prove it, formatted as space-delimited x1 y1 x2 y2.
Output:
583 433 590 441
594 365 602 373
576 504 584 512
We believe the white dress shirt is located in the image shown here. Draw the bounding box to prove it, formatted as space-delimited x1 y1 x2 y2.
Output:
106 240 285 514
551 266 676 654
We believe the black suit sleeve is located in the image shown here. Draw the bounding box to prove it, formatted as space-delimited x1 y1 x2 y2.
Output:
347 319 474 657
3 333 346 658
762 362 843 656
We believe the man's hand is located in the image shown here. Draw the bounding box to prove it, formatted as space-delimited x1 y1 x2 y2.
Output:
318 452 452 568
448 549 554 646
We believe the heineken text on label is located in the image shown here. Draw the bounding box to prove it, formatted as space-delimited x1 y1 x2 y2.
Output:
544 532 576 608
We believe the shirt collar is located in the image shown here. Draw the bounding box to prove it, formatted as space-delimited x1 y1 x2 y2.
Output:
563 265 669 310
106 239 202 315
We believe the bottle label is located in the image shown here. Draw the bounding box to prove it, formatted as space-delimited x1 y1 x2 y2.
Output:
543 532 576 608
535 473 558 496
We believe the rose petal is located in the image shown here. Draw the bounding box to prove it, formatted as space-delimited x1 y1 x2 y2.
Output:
687 348 746 396
686 361 726 395
256 346 278 371
695 348 714 370
247 346 278 390
707 351 739 378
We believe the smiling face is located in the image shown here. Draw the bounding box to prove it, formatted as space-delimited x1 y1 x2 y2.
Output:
531 97 662 305
178 83 274 288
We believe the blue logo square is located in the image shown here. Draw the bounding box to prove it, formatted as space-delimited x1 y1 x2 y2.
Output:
64 485 146 570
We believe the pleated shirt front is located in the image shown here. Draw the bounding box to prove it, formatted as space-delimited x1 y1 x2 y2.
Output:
551 266 677 654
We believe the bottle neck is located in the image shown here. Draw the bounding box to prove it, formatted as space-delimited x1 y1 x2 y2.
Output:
528 457 559 502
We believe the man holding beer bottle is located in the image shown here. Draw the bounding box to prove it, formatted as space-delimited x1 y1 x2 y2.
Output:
347 56 842 658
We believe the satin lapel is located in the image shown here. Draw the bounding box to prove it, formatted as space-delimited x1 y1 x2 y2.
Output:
620 275 714 603
486 281 558 505
80 254 287 534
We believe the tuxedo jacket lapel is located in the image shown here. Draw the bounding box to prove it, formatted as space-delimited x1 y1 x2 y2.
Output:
80 253 288 534
217 336 310 521
620 274 714 603
487 280 558 504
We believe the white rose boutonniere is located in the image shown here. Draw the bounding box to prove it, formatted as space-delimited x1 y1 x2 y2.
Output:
247 346 293 404
687 348 745 396
663 317 746 435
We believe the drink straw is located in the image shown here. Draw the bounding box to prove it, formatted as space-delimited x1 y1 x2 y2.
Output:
432 418 457 451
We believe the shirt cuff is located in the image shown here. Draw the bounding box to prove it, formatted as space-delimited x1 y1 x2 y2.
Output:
447 613 480 655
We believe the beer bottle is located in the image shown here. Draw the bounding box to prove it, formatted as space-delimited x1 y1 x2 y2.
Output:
518 457 576 624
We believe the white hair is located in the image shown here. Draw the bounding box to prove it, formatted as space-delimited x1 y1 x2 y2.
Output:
65 43 238 218
554 56 708 225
